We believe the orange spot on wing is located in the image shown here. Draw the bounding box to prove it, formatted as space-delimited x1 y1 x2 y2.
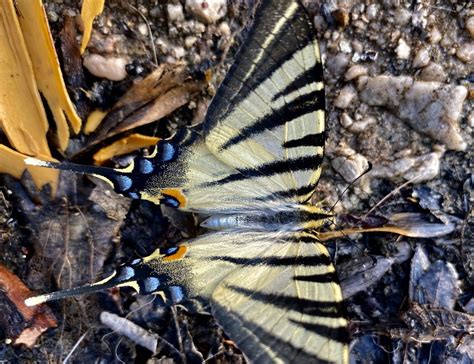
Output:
163 246 187 262
162 188 187 207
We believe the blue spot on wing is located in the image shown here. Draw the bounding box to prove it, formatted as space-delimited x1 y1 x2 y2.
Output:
169 286 184 303
139 159 154 174
161 143 175 162
116 175 133 191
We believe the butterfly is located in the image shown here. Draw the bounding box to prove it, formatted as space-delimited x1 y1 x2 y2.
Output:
25 0 349 362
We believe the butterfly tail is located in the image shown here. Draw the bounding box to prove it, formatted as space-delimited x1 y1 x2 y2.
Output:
24 156 155 200
25 257 164 307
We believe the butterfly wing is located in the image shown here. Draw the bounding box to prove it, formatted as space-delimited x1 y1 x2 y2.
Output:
141 231 348 363
27 0 325 213
202 0 325 204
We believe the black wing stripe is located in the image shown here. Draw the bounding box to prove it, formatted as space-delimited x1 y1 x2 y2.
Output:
283 132 326 148
220 89 325 151
228 285 343 318
289 319 350 344
256 183 318 201
272 62 323 101
203 154 323 187
212 254 332 267
293 272 339 283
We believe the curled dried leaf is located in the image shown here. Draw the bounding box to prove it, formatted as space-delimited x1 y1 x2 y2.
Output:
83 63 206 151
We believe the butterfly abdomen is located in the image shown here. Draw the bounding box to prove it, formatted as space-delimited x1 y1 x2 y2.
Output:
201 203 332 232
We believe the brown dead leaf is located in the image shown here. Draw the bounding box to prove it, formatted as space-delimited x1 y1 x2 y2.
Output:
0 264 56 347
83 63 205 151
59 15 91 121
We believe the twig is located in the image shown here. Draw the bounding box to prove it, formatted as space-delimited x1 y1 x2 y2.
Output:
362 174 423 219
128 4 158 67
63 330 89 363
100 311 158 353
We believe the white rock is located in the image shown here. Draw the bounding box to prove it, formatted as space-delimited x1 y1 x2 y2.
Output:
184 36 197 48
334 85 357 109
467 111 474 128
345 65 368 81
359 76 467 151
428 27 442 44
412 47 430 68
396 38 411 60
170 45 186 59
419 62 447 82
137 23 148 36
349 116 376 132
466 16 474 38
331 153 369 183
326 53 350 77
83 54 128 81
394 8 411 26
456 43 474 64
365 4 378 20
218 21 231 37
185 0 227 24
340 112 353 128
372 152 442 183
167 4 185 22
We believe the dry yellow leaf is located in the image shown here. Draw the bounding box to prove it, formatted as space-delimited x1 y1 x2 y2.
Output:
93 134 160 164
0 145 58 194
0 0 58 192
84 109 108 135
80 0 105 54
15 0 82 149
0 1 52 157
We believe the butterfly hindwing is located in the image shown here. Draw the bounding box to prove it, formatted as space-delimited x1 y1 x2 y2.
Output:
143 231 348 363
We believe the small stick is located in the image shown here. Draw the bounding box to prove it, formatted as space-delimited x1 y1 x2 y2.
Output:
100 311 157 353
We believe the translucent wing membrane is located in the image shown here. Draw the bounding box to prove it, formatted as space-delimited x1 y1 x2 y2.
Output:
24 0 349 362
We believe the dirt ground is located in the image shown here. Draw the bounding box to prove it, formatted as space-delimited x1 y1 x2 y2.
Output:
0 0 472 363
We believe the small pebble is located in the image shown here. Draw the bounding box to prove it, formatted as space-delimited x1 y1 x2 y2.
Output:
467 111 474 128
412 47 430 68
83 54 128 81
466 16 474 38
167 3 185 22
428 27 442 44
456 43 474 64
137 23 148 36
218 21 231 37
184 36 197 49
185 0 227 24
396 38 411 60
345 65 368 81
325 52 350 77
365 4 378 20
334 85 357 109
419 62 447 82
340 112 353 128
170 46 186 59
394 8 411 26
349 116 376 132
331 153 369 183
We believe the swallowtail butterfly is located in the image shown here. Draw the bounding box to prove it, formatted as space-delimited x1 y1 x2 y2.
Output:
26 0 349 362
